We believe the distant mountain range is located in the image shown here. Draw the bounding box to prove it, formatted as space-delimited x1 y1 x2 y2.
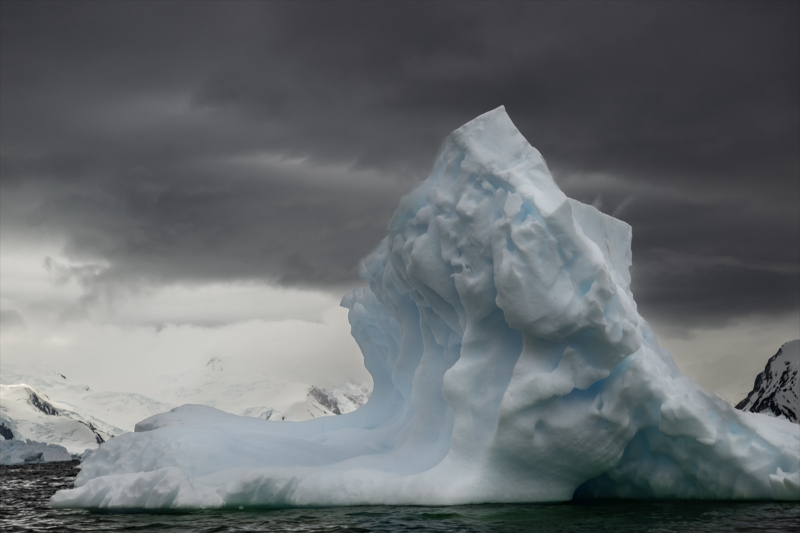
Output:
5 339 794 462
1 356 370 457
736 340 799 423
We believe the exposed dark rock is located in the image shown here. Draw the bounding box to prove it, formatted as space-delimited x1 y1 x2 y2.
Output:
309 387 342 415
736 340 799 423
27 390 58 416
0 423 14 440
78 421 106 444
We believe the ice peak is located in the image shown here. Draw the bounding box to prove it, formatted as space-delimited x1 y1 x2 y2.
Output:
450 106 536 165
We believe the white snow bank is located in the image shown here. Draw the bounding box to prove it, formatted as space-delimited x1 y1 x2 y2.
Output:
1 439 74 465
51 107 800 509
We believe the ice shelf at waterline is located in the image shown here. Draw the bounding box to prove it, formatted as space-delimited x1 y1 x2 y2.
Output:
52 107 800 509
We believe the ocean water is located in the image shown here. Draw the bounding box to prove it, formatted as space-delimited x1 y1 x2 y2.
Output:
2 461 798 532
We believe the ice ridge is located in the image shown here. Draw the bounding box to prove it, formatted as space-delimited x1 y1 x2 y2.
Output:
51 107 800 509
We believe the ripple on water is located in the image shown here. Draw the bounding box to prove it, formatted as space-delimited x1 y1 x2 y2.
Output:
1 461 798 532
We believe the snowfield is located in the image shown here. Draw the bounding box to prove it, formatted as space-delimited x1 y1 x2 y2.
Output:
51 107 800 509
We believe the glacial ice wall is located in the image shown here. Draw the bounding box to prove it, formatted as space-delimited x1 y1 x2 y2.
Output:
52 107 800 509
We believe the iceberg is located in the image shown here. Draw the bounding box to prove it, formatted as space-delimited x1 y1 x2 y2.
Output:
0 439 75 465
51 107 800 509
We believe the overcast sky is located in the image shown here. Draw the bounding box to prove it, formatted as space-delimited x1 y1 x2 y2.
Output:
1 1 798 400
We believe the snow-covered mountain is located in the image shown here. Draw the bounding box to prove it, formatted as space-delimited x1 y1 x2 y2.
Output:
0 384 113 453
151 356 370 422
0 357 371 453
736 340 799 423
0 367 169 434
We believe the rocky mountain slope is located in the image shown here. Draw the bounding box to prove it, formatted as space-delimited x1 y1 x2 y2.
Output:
0 384 113 453
736 340 799 423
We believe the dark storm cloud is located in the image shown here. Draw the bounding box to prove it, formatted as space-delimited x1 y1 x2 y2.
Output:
1 1 797 329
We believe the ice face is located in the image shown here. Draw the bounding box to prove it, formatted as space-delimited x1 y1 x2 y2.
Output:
51 107 800 509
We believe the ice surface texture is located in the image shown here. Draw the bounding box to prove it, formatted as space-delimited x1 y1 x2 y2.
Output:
0 439 74 465
51 108 800 509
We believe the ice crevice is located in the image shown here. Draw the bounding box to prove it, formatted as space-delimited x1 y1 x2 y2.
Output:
51 107 800 509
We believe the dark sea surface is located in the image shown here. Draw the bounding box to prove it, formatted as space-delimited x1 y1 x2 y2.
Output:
2 461 798 532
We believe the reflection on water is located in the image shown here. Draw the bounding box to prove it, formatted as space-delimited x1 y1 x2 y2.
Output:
2 461 798 532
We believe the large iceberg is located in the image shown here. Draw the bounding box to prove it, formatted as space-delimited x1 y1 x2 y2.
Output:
52 107 800 509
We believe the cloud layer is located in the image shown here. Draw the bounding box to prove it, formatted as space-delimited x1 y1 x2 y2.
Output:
1 1 798 332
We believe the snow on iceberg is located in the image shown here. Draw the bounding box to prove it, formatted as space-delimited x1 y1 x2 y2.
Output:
51 107 800 509
1 439 74 465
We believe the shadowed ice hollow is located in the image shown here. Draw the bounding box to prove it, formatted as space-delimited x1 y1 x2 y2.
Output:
51 107 800 509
